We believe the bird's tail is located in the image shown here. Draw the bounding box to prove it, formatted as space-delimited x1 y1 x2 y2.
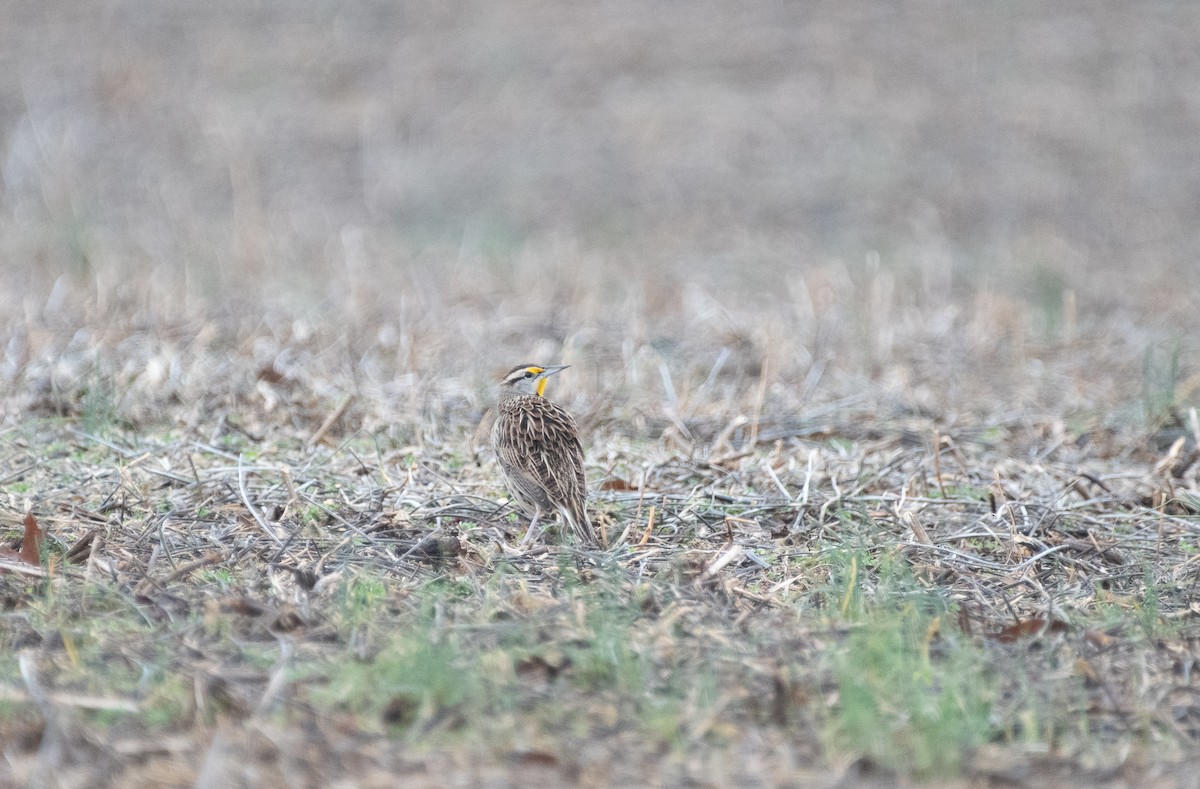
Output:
560 503 599 548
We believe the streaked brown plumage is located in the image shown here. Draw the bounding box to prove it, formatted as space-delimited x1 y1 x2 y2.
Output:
492 364 596 548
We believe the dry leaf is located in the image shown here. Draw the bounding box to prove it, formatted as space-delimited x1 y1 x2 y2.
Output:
992 618 1069 643
64 530 97 563
509 750 560 768
218 597 269 617
1083 629 1117 649
1074 658 1101 685
19 512 44 566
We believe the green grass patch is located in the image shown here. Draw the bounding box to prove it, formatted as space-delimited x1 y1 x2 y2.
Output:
821 551 993 778
1143 339 1182 428
316 634 478 732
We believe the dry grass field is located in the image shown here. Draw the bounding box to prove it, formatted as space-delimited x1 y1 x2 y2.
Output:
3 1 1200 786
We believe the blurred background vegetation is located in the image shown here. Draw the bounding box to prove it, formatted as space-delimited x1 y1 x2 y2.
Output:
1 0 1198 424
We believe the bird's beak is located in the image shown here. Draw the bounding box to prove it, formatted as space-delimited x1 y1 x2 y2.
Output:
536 365 569 397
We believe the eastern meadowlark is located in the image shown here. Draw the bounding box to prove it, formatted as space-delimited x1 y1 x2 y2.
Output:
492 363 596 548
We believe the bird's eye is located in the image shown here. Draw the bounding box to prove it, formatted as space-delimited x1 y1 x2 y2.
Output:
524 371 534 379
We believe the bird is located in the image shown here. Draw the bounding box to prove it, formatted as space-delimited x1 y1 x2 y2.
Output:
491 363 597 549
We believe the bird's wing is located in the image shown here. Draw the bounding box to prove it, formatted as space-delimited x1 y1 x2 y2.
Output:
498 396 588 509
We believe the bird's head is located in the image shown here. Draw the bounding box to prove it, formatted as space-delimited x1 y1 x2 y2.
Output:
500 364 569 398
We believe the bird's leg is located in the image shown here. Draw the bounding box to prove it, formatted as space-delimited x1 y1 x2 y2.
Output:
519 508 544 549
